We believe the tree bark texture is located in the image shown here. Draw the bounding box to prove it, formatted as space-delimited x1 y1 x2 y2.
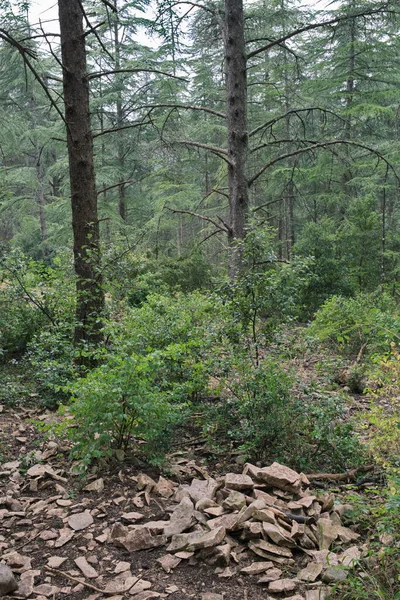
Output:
224 0 248 256
58 0 104 346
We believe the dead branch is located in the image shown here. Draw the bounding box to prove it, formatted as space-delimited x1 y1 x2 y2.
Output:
249 107 346 138
93 120 152 138
140 103 226 120
174 140 232 164
247 4 391 60
306 464 375 482
248 140 400 187
166 207 230 234
89 68 188 82
44 567 105 594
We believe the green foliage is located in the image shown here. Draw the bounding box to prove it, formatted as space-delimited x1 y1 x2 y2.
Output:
220 229 313 355
103 249 213 306
64 351 188 467
206 355 298 463
0 250 54 359
26 326 77 407
293 219 355 317
308 292 400 358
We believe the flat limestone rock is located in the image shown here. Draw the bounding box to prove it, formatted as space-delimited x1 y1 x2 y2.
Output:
317 518 338 550
114 561 131 574
309 549 339 567
237 499 266 524
128 579 152 595
3 551 32 573
241 562 274 576
207 512 238 531
222 491 247 512
268 578 299 593
262 522 296 547
47 556 68 568
74 556 99 579
224 473 254 491
0 564 18 596
322 566 348 583
257 568 283 583
256 463 302 494
120 512 145 523
68 511 94 531
305 588 328 600
83 478 104 493
54 528 74 548
167 526 226 553
249 539 293 557
154 476 176 498
164 497 195 537
253 508 277 524
187 478 220 504
336 525 360 543
340 545 361 567
157 554 181 573
117 527 167 552
103 575 138 594
200 594 224 600
297 562 323 582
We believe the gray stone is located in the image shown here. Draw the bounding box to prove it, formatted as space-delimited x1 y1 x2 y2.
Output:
322 566 348 583
164 497 195 537
222 491 247 512
0 564 18 596
68 511 94 531
224 473 254 491
268 578 299 593
256 462 302 494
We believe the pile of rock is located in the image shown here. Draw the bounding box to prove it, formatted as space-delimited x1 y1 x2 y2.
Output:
109 462 361 600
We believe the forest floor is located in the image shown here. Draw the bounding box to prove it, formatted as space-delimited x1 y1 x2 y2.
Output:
0 351 394 600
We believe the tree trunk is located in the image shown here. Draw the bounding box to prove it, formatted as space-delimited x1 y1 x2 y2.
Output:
224 0 248 273
58 0 104 347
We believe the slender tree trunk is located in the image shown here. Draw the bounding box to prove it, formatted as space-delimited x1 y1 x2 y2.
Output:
58 0 104 347
224 0 248 273
35 157 48 243
113 2 127 221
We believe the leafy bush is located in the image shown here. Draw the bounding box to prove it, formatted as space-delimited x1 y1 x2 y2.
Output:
64 351 188 467
293 218 355 316
0 249 75 361
308 292 400 358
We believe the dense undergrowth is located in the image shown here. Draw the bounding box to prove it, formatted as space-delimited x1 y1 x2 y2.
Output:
1 237 399 598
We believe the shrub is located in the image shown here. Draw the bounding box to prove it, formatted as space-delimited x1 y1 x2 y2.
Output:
308 292 400 358
64 351 188 467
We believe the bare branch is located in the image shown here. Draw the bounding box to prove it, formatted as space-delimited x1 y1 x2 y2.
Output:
248 139 400 187
93 120 152 138
247 5 390 60
97 179 135 195
101 0 117 12
162 1 218 17
166 207 230 233
0 29 37 58
249 107 346 138
89 69 188 82
174 140 232 164
0 30 66 126
139 103 226 119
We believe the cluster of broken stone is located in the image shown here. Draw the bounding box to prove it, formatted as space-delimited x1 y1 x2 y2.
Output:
109 462 361 600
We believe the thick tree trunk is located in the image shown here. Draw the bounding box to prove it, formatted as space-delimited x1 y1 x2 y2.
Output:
224 0 248 272
58 0 104 347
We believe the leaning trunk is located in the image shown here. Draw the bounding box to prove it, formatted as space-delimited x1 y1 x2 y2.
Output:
58 0 104 346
